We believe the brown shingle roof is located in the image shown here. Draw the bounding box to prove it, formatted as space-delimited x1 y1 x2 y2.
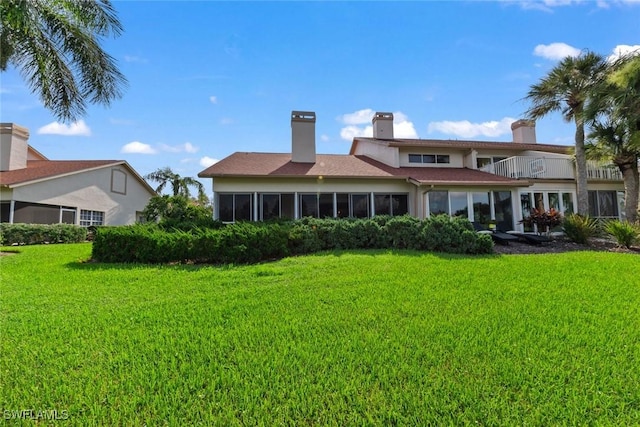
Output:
350 137 571 155
198 152 529 187
1 160 125 187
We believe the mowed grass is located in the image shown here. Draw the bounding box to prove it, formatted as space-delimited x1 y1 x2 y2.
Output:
1 244 639 425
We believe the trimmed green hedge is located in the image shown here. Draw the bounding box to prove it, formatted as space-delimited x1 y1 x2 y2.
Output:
0 223 87 245
92 216 493 264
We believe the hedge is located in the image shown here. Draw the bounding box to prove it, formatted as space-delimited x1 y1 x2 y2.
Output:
0 223 87 246
91 216 493 264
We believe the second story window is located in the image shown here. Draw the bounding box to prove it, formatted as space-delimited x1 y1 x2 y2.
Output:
409 154 450 164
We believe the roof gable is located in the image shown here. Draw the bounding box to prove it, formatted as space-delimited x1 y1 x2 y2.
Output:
0 160 156 194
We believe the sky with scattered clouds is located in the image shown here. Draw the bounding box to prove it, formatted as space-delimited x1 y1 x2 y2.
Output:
1 0 638 196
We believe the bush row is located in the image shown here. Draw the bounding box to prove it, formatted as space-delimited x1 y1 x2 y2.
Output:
0 223 87 245
92 215 494 264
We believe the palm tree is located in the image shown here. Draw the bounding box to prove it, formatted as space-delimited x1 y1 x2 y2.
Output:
586 119 639 222
0 0 127 122
584 52 640 222
144 167 206 200
524 51 608 215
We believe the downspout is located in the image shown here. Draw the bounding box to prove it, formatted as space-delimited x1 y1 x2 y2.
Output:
406 178 434 219
9 200 15 224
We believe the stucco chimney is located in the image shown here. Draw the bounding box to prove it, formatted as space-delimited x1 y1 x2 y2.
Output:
373 112 394 139
291 111 316 163
511 119 536 144
0 123 29 171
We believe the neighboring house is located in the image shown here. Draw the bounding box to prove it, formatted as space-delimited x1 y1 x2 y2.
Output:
199 111 625 232
0 123 156 226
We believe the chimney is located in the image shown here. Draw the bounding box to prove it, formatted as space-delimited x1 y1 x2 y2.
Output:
1 123 29 171
291 111 316 163
511 119 536 144
373 112 394 139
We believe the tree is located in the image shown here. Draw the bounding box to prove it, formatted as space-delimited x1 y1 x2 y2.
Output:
144 167 207 201
0 0 127 122
585 119 639 222
142 195 216 229
584 52 640 222
524 51 608 215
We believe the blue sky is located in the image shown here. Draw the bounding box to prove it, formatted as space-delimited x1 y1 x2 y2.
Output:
1 0 638 196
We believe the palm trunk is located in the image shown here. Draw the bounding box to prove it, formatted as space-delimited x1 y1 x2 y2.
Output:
620 161 639 223
574 118 589 215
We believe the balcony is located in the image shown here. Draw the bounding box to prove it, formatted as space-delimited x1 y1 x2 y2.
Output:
478 156 622 181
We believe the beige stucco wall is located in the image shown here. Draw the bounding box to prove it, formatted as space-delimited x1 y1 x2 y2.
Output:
212 177 414 194
9 165 153 225
352 140 399 167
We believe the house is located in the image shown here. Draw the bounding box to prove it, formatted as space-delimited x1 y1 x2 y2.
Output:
0 123 156 226
198 111 625 231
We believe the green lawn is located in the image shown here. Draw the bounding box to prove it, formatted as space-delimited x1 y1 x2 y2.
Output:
1 243 639 425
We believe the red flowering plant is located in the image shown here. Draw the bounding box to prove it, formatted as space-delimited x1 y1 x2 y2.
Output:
520 208 563 234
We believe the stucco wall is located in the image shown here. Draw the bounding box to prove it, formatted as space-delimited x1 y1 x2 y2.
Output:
10 166 153 225
352 141 399 167
211 177 413 194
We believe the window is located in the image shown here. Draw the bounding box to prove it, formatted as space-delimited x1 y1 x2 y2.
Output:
493 191 513 231
588 190 619 218
392 194 408 216
423 155 436 164
477 157 492 169
218 194 253 222
336 194 350 218
80 210 104 226
472 192 491 226
450 192 468 218
408 154 422 163
351 194 369 218
300 194 319 218
319 193 334 218
408 154 450 164
261 194 280 220
428 191 449 216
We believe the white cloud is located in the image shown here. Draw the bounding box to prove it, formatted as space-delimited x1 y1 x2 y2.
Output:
159 142 199 154
513 0 639 10
320 134 330 142
338 109 418 140
209 96 218 104
533 43 581 60
121 141 157 154
199 156 219 167
608 44 640 62
340 125 372 140
37 120 91 136
338 108 375 125
427 117 517 139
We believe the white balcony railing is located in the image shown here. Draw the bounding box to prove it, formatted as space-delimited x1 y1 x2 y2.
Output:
479 156 622 181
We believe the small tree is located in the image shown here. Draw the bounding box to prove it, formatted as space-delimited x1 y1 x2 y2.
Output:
142 195 216 229
144 167 207 200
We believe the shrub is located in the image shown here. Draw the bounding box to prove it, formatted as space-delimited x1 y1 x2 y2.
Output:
419 215 493 254
0 223 87 245
520 208 563 233
562 214 598 244
142 195 220 230
382 215 422 249
603 220 639 248
92 216 494 264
